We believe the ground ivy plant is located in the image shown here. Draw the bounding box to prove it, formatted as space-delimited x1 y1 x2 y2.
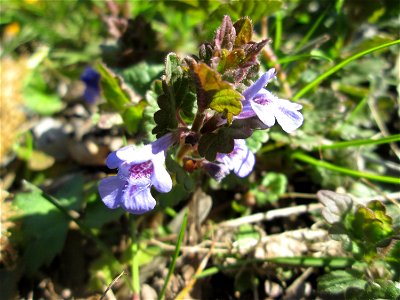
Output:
97 16 304 215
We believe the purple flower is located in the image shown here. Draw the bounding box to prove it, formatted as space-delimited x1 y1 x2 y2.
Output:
204 139 255 181
237 69 303 133
81 67 101 104
98 134 175 214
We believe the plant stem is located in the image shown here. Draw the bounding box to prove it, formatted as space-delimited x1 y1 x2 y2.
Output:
191 110 205 132
130 215 140 299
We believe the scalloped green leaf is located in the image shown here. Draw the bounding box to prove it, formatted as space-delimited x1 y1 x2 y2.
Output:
153 53 196 137
120 62 163 96
367 200 392 225
317 270 366 295
209 88 243 124
153 81 179 137
252 172 288 205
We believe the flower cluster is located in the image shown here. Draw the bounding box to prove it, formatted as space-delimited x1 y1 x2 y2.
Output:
98 16 304 214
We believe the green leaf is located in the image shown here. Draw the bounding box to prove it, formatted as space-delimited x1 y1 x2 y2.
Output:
120 62 164 96
153 81 179 137
83 189 124 229
159 211 187 300
192 62 232 92
233 17 253 47
252 172 287 205
364 280 400 300
165 52 183 83
52 173 84 210
135 245 162 267
209 88 243 124
21 68 64 115
12 191 69 274
351 202 394 245
23 90 63 115
367 200 392 225
317 270 366 295
95 62 131 111
96 62 144 134
245 130 269 152
122 103 146 134
234 270 255 293
89 254 122 291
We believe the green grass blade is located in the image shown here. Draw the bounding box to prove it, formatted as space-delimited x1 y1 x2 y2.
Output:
274 11 283 52
318 134 400 150
158 210 188 300
293 39 400 100
267 256 354 268
294 6 329 53
195 256 354 279
291 152 400 184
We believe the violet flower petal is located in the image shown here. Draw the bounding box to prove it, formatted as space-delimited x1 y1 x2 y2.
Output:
250 101 276 128
203 162 230 182
233 147 255 177
115 145 153 164
243 68 275 100
106 145 132 169
151 151 172 193
98 176 124 209
121 178 156 214
151 133 175 154
274 99 304 133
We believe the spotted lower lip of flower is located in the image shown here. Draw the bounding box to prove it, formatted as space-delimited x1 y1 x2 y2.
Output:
237 69 304 133
205 139 255 181
98 133 174 214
